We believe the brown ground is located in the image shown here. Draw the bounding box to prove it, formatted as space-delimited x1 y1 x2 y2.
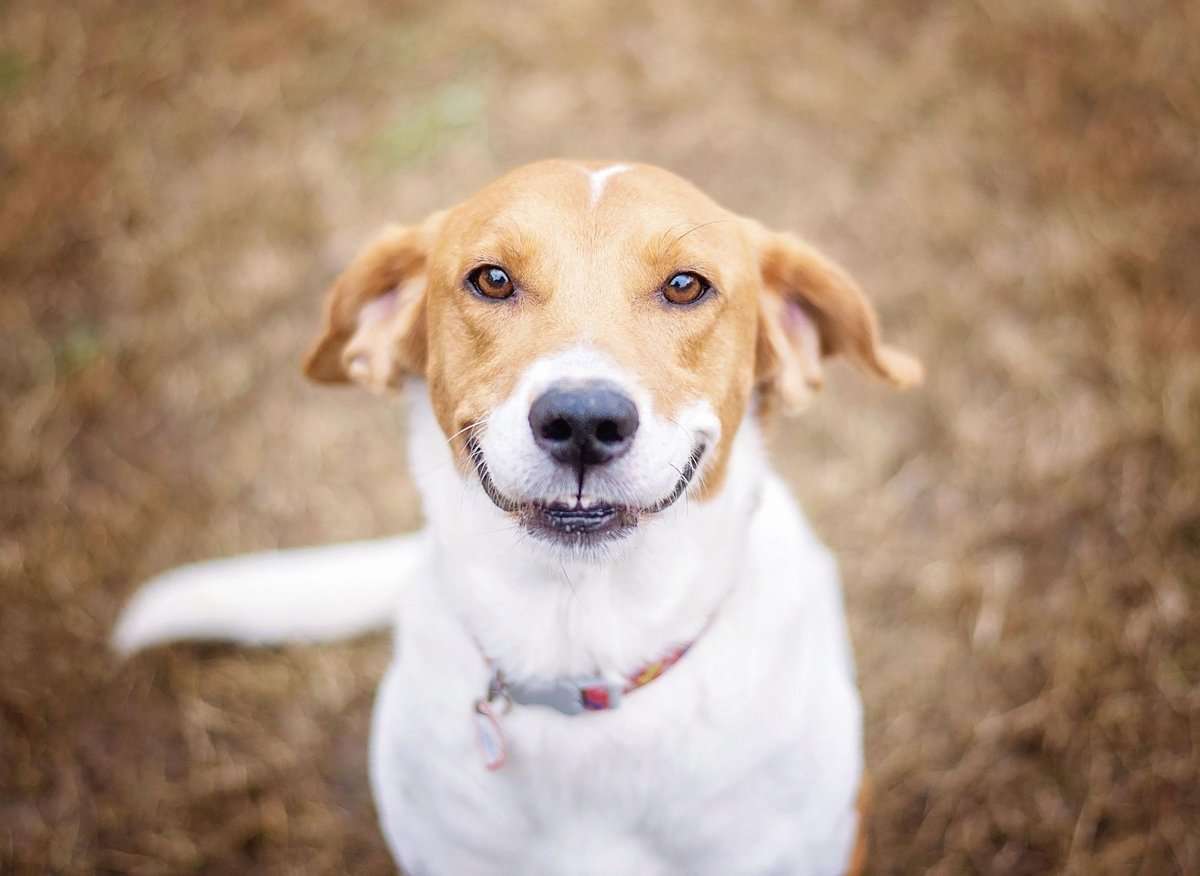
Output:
2 1 1198 873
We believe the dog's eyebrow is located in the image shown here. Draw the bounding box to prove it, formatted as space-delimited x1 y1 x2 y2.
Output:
640 243 724 291
669 219 734 247
643 219 733 270
466 218 532 269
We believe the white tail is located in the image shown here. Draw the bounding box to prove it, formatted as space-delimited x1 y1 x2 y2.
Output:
112 532 428 654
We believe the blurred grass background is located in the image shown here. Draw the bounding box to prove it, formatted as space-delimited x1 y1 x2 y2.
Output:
2 1 1198 873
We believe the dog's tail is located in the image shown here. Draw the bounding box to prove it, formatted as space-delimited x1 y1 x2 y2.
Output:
112 532 427 654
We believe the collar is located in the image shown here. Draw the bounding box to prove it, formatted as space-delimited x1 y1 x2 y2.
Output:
472 639 696 771
492 642 692 715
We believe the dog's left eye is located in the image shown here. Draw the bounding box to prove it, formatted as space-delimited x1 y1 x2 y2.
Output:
468 265 516 300
663 272 711 306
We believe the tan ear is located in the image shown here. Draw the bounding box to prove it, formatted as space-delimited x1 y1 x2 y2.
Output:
754 229 922 414
303 215 443 392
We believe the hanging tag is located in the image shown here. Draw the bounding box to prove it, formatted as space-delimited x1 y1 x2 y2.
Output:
473 699 507 771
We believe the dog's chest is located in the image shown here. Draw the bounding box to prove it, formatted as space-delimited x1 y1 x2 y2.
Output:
369 582 861 874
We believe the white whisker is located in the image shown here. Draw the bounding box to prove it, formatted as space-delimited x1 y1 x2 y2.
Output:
445 416 489 446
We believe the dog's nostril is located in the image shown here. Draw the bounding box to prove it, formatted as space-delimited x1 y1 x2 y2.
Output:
543 417 573 443
594 419 622 445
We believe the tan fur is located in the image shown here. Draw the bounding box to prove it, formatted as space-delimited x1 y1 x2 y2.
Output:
753 226 923 415
844 779 872 876
303 217 444 388
303 160 920 495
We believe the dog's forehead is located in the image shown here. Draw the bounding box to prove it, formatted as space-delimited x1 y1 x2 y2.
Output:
438 160 742 261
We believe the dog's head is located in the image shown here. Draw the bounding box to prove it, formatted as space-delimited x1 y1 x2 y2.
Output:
305 160 920 550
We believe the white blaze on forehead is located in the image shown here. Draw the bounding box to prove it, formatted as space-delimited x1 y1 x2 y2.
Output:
583 163 631 207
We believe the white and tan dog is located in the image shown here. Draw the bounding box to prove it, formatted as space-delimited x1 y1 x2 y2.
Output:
115 160 921 875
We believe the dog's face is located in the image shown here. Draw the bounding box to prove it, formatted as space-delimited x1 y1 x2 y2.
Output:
305 160 920 550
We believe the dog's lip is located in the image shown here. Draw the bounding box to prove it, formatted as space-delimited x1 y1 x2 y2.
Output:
535 503 632 536
464 435 706 532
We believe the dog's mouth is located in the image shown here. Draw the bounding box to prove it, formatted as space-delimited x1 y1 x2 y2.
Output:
465 435 706 546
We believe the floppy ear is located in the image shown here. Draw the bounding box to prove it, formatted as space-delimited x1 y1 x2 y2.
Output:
753 228 923 414
303 214 444 392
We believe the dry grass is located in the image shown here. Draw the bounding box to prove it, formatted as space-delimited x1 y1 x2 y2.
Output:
2 1 1198 873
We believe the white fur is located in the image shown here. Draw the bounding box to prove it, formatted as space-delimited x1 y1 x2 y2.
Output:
478 345 719 521
113 535 424 652
114 356 864 875
584 163 630 206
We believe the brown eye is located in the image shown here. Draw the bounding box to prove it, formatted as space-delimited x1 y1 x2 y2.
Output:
468 265 515 300
663 271 710 306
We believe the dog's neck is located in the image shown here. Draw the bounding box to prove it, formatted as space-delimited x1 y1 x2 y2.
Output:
406 383 768 680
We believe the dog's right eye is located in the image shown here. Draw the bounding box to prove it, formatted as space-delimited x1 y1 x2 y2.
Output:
467 265 516 300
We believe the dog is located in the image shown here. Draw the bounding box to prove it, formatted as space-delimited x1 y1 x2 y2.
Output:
115 159 921 875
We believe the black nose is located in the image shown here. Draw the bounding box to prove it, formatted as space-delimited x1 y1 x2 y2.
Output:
529 383 640 468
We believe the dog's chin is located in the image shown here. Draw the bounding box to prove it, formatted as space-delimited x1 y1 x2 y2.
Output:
466 438 706 554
